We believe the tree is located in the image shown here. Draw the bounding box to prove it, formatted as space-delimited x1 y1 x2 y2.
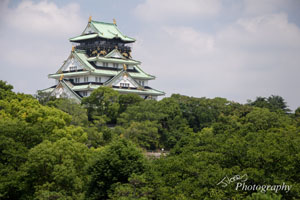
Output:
118 100 164 126
81 87 120 124
295 107 300 118
35 90 56 105
118 97 193 149
123 121 161 150
0 97 71 148
109 174 154 200
87 139 146 200
249 95 290 113
2 80 300 199
267 95 290 113
20 138 91 199
118 93 143 114
47 98 88 126
0 86 85 199
171 94 230 132
0 135 27 199
0 80 15 100
245 192 282 200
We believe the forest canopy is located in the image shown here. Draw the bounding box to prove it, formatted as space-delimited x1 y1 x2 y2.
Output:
1 80 300 200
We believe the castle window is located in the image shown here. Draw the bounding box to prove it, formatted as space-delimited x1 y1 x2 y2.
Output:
82 91 87 96
128 65 133 70
103 62 108 67
113 63 119 68
70 66 77 71
139 80 144 86
74 77 80 83
120 83 129 87
95 77 101 82
84 76 89 82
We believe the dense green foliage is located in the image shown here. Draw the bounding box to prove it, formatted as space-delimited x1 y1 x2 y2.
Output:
87 139 146 199
1 82 300 199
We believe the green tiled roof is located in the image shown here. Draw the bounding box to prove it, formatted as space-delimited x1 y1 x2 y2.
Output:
69 33 98 42
75 51 95 70
104 70 141 88
49 70 154 80
134 65 155 79
70 83 164 96
70 20 135 42
72 84 99 91
38 87 55 93
93 70 154 79
55 50 94 73
114 88 165 96
87 56 140 65
49 71 90 78
105 49 125 59
60 80 82 101
49 50 154 80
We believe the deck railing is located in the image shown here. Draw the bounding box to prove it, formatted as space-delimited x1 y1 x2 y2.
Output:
76 43 131 57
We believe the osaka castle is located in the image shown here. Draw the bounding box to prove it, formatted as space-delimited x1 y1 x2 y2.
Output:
42 17 165 103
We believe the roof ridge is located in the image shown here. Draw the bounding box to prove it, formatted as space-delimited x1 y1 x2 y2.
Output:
91 20 115 25
134 65 155 78
104 70 143 88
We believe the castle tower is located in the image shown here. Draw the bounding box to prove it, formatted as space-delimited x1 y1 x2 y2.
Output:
42 17 165 102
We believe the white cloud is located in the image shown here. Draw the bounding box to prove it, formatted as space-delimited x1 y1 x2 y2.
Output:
163 26 215 55
0 0 84 37
134 0 221 22
134 13 300 109
0 0 85 94
217 13 300 53
243 0 285 16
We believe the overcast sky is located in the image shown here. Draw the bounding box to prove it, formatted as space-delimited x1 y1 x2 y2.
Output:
1 0 300 110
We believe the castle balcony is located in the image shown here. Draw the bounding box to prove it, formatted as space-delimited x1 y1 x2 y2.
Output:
76 43 132 57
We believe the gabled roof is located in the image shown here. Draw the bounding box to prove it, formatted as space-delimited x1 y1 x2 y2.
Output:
48 68 154 80
104 70 142 88
70 33 98 41
56 50 94 73
113 87 165 96
48 50 155 80
133 65 156 79
67 83 165 96
49 71 90 79
105 49 126 59
69 20 135 42
87 55 140 65
50 80 82 102
38 86 56 94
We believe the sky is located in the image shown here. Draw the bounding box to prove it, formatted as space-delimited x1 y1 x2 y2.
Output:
1 0 300 110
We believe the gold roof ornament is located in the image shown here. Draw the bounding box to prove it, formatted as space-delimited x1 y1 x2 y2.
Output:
88 16 92 22
71 46 75 52
100 50 107 55
59 74 64 81
113 18 116 25
122 52 128 57
123 64 127 71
